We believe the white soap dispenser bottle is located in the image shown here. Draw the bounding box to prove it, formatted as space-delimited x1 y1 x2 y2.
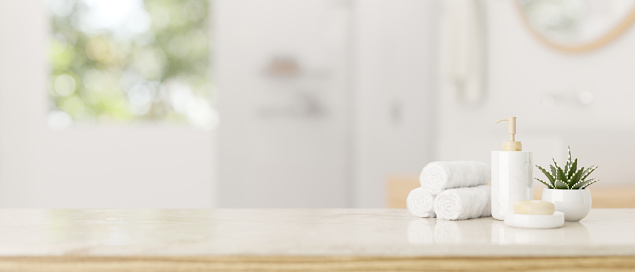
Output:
491 117 533 220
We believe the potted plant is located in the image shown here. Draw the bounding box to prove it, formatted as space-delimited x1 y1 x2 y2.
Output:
535 147 599 222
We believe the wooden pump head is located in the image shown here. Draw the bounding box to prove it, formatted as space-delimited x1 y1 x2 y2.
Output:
496 117 522 151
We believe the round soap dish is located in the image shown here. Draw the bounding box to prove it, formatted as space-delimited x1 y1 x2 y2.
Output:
504 211 565 229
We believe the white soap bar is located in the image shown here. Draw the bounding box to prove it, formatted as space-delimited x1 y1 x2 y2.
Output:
513 200 555 215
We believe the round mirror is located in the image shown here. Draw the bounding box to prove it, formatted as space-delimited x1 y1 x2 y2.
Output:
517 0 635 53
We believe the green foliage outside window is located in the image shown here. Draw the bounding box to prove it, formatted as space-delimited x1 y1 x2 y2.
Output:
48 0 214 128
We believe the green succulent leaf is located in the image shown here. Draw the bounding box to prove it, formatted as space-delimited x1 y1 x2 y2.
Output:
550 165 557 178
581 165 598 181
556 166 567 183
568 167 584 187
565 146 572 171
572 178 595 189
571 179 586 189
582 179 599 189
536 178 554 189
567 158 578 179
552 158 559 169
554 179 569 189
536 165 555 184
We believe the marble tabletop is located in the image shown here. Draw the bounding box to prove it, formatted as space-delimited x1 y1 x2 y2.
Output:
0 209 633 257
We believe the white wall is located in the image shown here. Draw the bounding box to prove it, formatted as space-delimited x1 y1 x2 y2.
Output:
0 1 215 208
436 0 635 186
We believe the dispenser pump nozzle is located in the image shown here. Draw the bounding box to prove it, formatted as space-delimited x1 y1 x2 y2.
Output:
497 117 522 151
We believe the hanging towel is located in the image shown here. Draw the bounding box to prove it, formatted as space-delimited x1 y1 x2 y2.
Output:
434 185 491 220
407 187 436 218
420 161 490 195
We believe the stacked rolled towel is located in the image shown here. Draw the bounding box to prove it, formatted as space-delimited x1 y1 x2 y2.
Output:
406 188 436 218
407 161 491 220
420 161 490 195
433 185 491 220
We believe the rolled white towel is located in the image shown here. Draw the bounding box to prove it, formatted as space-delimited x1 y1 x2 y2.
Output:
406 187 436 218
420 161 490 195
434 185 491 220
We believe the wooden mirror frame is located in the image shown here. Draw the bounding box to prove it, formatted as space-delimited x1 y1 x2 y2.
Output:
515 1 635 53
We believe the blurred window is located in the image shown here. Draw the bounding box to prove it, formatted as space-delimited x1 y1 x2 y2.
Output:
47 0 215 129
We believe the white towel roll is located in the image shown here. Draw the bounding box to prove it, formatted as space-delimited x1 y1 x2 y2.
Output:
406 187 436 218
420 161 490 195
434 185 491 220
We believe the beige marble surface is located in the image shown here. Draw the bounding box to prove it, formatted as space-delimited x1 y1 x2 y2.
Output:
0 209 633 257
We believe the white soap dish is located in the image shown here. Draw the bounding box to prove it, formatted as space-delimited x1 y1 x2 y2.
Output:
504 211 565 229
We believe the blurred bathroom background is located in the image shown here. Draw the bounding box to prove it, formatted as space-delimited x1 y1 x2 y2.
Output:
0 0 633 208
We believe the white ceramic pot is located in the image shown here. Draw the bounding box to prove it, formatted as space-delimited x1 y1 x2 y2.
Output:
541 189 592 222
